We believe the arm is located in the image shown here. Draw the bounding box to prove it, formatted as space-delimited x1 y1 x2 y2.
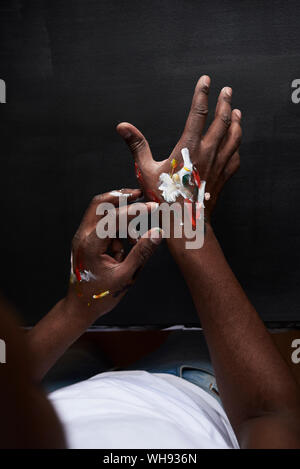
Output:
118 76 300 448
27 189 162 382
169 227 300 448
0 297 66 448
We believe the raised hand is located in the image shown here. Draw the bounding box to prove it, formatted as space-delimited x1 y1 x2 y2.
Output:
117 76 241 221
66 189 162 319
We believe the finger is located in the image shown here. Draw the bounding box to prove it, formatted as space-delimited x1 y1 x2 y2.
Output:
78 188 142 236
92 188 142 210
111 239 125 262
95 201 159 240
203 86 232 150
116 122 154 170
121 227 163 278
115 202 158 235
217 109 242 168
223 151 240 181
182 75 211 144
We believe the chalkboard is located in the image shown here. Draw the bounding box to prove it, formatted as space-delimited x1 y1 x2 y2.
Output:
1 0 300 326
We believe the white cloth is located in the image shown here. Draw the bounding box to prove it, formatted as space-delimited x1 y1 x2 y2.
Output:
49 370 239 449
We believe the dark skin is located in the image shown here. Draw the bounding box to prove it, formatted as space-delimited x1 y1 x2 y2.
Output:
0 298 66 448
117 77 241 219
117 76 300 448
27 192 162 382
1 77 299 448
0 194 163 448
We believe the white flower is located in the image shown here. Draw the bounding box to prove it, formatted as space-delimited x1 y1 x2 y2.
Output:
158 173 181 203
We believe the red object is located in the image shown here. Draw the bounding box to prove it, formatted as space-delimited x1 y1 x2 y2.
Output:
75 250 84 282
195 203 201 221
75 267 82 282
192 168 201 188
184 198 196 228
134 162 142 182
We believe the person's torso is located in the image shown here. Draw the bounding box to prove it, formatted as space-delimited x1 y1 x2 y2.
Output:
49 370 239 449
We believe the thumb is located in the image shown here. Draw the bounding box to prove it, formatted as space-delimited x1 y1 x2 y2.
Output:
116 122 154 170
121 227 164 278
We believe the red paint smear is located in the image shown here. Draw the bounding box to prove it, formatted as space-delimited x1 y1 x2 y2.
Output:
192 168 201 188
75 267 82 282
195 203 201 221
75 249 84 282
134 162 143 183
184 198 196 228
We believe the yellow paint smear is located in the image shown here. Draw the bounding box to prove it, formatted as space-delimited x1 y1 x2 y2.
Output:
93 290 110 300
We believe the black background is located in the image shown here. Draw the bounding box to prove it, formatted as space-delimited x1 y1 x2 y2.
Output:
1 0 300 326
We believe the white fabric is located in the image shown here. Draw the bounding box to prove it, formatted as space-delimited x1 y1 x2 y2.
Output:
49 370 239 449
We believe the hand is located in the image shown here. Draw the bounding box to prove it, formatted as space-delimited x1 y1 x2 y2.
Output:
66 189 162 320
117 76 242 222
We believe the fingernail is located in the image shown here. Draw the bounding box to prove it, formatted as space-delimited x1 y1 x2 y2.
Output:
115 250 124 262
223 86 232 97
127 188 142 196
150 227 164 244
234 109 242 119
118 126 132 139
201 75 210 87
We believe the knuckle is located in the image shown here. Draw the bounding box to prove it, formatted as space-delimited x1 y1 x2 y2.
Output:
192 103 208 117
234 133 242 146
201 140 215 155
215 154 225 173
138 243 154 263
72 231 83 249
72 231 91 258
80 235 90 252
92 194 103 204
130 137 147 154
231 124 242 142
219 112 231 128
181 135 198 152
236 127 242 143
224 155 240 178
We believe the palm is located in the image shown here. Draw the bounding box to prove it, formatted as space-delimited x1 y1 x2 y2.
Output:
117 76 241 220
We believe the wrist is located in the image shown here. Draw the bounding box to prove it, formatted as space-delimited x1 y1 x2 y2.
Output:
62 294 108 326
166 217 214 251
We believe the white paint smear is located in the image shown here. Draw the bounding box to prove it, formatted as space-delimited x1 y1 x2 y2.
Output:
159 148 207 205
110 191 132 197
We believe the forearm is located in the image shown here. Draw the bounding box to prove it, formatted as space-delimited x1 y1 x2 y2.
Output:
26 194 163 384
26 297 97 383
168 225 300 433
0 299 65 447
